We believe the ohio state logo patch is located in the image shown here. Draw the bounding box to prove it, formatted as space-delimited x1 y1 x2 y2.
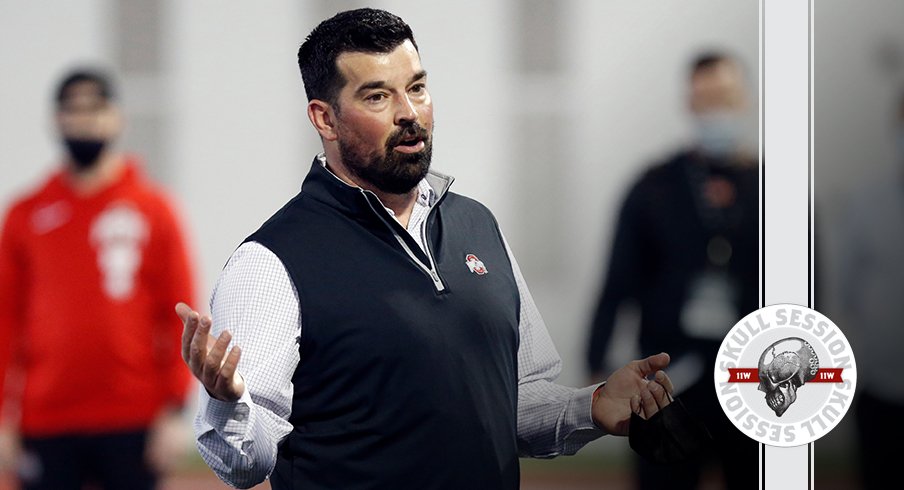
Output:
465 254 488 275
714 304 856 447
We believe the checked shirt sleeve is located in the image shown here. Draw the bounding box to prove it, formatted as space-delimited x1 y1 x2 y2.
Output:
504 238 606 457
194 242 300 488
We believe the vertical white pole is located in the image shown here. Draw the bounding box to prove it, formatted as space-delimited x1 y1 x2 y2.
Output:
761 0 813 488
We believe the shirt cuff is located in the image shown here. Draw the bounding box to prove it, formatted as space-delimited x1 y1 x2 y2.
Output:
198 382 253 437
563 384 607 455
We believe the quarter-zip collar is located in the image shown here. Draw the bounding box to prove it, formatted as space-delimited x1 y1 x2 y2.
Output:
301 154 453 292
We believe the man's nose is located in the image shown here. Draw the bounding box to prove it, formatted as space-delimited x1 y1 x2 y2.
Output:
394 94 418 125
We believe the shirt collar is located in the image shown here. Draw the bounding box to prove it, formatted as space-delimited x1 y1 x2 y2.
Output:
416 179 436 207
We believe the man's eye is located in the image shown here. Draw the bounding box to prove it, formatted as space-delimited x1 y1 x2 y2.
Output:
366 93 386 102
410 84 426 94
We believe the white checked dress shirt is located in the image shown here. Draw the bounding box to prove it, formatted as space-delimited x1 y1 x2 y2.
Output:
194 162 605 488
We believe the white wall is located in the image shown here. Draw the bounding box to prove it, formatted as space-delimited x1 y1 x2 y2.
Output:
0 0 112 207
165 0 311 300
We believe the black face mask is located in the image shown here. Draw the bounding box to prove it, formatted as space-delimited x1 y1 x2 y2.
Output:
629 397 713 464
64 138 107 170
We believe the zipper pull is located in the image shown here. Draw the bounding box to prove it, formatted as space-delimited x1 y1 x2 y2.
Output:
429 269 445 291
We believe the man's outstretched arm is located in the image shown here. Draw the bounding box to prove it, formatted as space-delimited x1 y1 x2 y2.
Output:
177 243 299 488
507 239 672 457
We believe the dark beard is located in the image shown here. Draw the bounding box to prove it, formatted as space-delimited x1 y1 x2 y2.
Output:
339 122 433 195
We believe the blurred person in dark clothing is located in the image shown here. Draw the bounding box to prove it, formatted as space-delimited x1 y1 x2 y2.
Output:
837 90 904 490
586 52 759 490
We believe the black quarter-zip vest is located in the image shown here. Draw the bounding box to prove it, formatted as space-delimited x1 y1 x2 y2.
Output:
245 159 521 490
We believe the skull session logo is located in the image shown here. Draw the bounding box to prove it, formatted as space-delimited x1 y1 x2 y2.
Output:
714 304 856 447
757 338 821 417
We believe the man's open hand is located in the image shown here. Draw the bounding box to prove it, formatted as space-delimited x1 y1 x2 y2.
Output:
591 353 674 436
176 302 244 402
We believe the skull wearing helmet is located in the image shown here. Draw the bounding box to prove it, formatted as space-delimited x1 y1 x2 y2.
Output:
757 337 819 417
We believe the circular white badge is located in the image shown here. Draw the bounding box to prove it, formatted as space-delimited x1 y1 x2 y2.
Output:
713 304 857 447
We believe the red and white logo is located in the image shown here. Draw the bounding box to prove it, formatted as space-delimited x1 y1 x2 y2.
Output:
91 202 149 300
465 254 488 275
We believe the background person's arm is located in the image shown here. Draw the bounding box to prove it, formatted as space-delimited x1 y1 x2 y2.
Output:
149 195 196 411
0 205 26 475
586 181 647 378
145 195 197 474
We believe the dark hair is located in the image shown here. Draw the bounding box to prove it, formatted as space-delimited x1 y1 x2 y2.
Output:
55 69 116 107
690 51 734 77
297 8 417 104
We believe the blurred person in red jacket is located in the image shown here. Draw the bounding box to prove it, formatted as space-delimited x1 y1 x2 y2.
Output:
0 68 196 490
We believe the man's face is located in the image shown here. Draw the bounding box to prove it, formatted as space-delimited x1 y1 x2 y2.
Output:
331 40 434 194
689 60 747 115
56 81 121 141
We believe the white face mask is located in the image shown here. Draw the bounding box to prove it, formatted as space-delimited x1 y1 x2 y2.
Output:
694 111 744 159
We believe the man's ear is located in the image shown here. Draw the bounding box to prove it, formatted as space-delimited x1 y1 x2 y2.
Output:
308 100 338 141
